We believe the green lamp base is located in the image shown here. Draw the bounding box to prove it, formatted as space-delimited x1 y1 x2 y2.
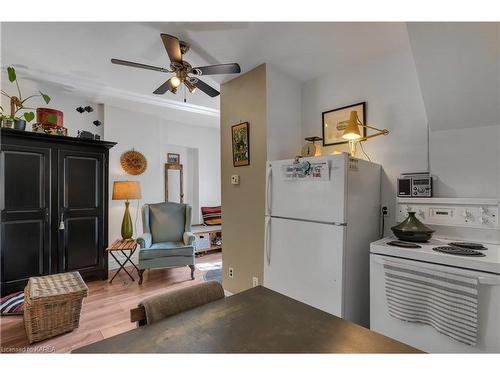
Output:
121 200 133 240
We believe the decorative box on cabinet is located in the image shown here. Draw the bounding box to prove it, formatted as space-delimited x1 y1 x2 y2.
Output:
0 128 116 296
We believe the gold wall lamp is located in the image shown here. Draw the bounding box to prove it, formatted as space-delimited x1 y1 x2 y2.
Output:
336 111 389 157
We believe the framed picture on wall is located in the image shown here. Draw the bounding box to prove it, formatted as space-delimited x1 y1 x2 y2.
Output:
167 153 180 164
231 122 250 167
322 102 366 146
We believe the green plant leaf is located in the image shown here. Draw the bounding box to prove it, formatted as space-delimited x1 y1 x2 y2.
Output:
40 92 51 104
23 112 35 122
7 66 16 82
47 113 57 123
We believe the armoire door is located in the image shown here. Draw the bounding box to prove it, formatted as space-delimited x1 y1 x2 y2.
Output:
1 144 51 295
58 149 105 278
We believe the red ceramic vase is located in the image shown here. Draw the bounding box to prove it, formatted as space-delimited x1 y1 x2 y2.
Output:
36 108 63 128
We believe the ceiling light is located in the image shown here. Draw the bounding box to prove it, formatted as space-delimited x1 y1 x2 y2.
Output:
184 80 197 93
170 76 181 88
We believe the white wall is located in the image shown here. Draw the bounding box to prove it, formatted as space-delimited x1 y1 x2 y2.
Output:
302 47 429 231
104 105 220 269
1 74 104 138
407 23 500 200
301 25 500 232
266 64 303 160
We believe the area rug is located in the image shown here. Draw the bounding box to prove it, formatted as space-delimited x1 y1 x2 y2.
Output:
0 291 24 315
197 261 223 283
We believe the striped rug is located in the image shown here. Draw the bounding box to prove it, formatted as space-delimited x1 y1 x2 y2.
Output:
0 291 24 315
383 260 478 346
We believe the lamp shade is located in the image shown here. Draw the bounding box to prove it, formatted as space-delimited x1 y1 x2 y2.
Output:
112 181 142 200
340 111 362 140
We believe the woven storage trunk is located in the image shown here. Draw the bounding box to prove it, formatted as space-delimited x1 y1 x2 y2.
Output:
23 272 88 343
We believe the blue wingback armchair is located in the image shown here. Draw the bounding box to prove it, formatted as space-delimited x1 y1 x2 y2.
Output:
136 202 196 284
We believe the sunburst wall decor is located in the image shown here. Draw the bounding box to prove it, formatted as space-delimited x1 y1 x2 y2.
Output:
120 149 147 175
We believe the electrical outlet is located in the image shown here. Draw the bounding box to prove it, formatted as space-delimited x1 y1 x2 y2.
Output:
228 267 234 279
231 175 240 185
382 206 389 216
252 276 259 287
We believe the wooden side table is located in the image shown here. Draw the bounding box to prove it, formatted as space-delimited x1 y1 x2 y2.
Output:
106 239 139 283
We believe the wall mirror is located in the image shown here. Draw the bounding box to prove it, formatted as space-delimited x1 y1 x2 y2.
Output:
165 163 184 203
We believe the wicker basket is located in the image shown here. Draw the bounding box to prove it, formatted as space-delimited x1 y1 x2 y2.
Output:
23 272 88 343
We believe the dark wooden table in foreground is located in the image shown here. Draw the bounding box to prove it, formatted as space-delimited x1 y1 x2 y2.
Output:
73 286 421 353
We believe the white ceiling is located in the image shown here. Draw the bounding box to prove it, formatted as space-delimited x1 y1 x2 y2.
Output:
1 22 409 113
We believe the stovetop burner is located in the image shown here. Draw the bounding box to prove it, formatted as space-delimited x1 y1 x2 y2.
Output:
433 246 486 257
387 240 422 249
448 242 488 250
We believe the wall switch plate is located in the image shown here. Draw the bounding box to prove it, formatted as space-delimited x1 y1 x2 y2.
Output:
229 267 234 279
231 175 240 185
252 276 259 287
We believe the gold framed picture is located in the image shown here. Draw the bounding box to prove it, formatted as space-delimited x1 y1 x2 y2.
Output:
231 122 250 167
322 102 366 146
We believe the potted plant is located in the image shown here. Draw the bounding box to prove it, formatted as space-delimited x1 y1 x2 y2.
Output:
1 66 54 131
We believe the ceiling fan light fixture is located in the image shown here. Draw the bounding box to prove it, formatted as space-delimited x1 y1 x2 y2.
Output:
184 80 197 93
170 76 181 88
112 33 241 98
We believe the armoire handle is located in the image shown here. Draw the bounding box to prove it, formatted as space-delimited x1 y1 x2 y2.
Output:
58 212 65 231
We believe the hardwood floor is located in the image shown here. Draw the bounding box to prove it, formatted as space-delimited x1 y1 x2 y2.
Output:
0 252 222 353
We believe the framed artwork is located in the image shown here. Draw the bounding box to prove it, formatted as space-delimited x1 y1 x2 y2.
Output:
231 122 250 167
167 153 180 164
322 102 366 146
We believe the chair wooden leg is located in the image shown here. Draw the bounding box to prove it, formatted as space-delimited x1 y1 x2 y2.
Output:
189 265 195 280
138 269 145 285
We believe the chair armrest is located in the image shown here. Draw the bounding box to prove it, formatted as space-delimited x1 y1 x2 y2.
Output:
183 232 195 246
137 233 152 249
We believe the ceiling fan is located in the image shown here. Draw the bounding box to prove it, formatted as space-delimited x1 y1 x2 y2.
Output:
111 33 241 98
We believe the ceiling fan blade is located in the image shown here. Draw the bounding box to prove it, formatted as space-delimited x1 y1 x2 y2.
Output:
192 63 241 76
153 78 174 95
190 78 220 97
160 34 182 63
111 58 170 73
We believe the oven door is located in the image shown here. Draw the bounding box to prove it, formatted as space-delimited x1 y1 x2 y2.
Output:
370 254 500 353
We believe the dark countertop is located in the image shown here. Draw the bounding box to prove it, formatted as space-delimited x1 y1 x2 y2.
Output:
73 286 421 353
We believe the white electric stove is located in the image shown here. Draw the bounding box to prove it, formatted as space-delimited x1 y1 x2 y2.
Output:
370 198 500 353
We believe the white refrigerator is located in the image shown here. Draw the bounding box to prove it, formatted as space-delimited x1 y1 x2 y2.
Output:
264 154 381 327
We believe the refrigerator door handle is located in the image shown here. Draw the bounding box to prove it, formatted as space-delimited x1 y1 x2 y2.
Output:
265 216 271 265
265 164 272 216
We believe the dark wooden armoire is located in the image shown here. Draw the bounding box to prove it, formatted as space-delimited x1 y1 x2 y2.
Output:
1 128 116 295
